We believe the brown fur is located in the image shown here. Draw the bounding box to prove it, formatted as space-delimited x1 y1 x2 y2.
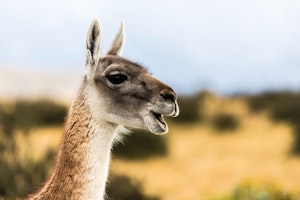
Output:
27 19 179 200
29 83 109 199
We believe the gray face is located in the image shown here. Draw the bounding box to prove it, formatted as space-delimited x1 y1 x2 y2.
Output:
92 56 179 134
84 19 179 135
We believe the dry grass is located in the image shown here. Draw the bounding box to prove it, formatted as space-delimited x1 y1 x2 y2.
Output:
15 126 62 162
111 115 300 200
18 98 300 200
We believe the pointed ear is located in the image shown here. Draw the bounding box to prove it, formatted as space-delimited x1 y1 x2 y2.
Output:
86 19 101 66
107 21 125 56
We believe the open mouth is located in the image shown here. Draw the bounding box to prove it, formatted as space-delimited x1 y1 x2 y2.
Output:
146 102 179 135
154 112 166 123
149 111 167 134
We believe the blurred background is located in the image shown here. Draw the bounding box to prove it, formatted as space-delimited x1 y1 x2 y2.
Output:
1 0 300 199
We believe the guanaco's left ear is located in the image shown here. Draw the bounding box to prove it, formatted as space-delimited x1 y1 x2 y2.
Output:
107 22 125 56
86 19 101 67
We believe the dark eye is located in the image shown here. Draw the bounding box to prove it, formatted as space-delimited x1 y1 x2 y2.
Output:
107 73 127 84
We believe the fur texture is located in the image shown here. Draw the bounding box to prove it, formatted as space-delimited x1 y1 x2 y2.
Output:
28 19 179 200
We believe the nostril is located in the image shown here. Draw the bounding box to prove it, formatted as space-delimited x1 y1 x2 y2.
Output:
160 90 176 102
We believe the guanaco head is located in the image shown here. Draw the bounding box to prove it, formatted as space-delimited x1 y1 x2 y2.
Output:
84 19 179 135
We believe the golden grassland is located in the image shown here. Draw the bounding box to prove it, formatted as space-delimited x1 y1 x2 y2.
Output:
14 96 300 200
17 115 300 200
111 118 300 200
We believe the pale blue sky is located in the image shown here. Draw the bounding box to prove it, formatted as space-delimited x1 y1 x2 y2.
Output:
1 0 300 98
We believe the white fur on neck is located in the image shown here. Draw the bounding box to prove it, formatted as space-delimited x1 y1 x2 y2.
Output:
83 88 129 199
82 119 117 200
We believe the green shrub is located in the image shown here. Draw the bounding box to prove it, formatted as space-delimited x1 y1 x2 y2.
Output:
0 99 65 199
13 100 66 133
106 174 159 200
211 113 239 132
247 91 300 124
171 95 200 123
211 181 295 200
112 129 168 160
247 92 280 113
291 124 300 155
0 100 66 135
0 148 56 199
0 106 15 135
232 181 294 200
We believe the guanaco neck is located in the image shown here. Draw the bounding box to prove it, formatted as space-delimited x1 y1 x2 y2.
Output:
30 81 119 200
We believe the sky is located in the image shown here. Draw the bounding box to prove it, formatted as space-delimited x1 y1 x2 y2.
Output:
1 0 300 100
